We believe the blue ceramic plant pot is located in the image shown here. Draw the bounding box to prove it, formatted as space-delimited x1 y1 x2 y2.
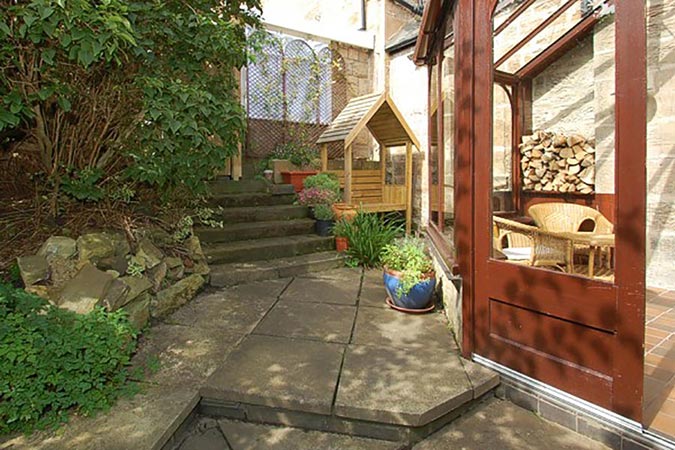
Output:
383 268 436 310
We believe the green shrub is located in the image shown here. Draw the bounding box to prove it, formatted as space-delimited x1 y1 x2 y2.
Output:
0 284 138 434
303 173 340 196
381 236 434 296
313 204 335 221
339 212 404 267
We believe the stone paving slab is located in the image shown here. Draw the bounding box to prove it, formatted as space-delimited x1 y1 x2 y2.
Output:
352 306 458 350
254 301 356 343
412 398 609 450
218 419 403 450
167 288 278 334
131 323 242 386
298 266 363 281
335 344 475 426
1 384 199 450
202 335 345 415
280 276 360 305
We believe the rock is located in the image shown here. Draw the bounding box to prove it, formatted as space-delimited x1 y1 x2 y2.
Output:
165 257 183 269
48 256 78 289
107 270 120 278
59 263 115 314
24 285 52 302
191 262 210 276
98 278 131 311
119 275 153 304
184 236 206 262
151 274 205 318
98 254 129 274
146 261 168 293
122 293 151 331
17 255 49 286
38 236 77 260
108 232 131 256
147 228 174 247
136 239 164 270
77 233 116 264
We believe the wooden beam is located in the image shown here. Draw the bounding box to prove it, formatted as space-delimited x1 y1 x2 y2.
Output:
320 144 328 172
494 69 518 86
232 142 242 180
380 145 387 187
405 141 413 234
493 0 537 37
495 0 577 69
344 144 353 204
516 9 601 80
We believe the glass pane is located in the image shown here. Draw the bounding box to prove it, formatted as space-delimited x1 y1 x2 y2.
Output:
491 0 616 283
644 0 674 439
442 43 455 246
429 61 440 224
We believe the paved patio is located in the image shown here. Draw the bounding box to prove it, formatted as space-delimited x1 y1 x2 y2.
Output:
644 288 675 440
0 268 608 450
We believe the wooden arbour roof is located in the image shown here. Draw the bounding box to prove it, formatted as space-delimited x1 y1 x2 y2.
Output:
317 92 422 150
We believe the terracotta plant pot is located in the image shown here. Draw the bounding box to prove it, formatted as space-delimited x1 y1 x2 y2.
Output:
383 267 436 310
281 170 319 193
335 236 349 252
332 202 357 221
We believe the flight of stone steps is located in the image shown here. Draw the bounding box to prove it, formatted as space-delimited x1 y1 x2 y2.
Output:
197 178 343 287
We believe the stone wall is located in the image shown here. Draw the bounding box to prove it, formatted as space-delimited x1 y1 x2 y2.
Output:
388 48 429 227
333 41 375 160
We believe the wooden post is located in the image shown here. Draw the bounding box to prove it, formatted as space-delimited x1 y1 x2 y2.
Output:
380 145 387 186
232 141 243 180
405 141 413 234
320 144 328 172
344 144 353 204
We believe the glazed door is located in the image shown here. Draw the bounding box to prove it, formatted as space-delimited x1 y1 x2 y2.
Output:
471 0 646 420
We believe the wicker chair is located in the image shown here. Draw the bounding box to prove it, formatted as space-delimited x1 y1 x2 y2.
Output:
528 203 613 234
493 216 572 272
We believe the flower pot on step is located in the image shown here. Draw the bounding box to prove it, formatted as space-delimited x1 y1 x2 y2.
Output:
282 171 319 193
383 267 436 310
335 236 349 252
315 219 334 237
332 202 357 221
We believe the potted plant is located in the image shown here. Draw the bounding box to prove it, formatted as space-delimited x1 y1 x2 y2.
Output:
296 187 340 218
332 202 358 221
271 142 320 192
332 218 350 252
380 236 436 311
313 204 335 237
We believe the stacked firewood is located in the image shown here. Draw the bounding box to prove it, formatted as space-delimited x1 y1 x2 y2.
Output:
520 130 595 194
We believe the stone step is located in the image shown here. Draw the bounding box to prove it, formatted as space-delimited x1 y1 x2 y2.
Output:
196 219 315 244
209 179 270 194
210 192 296 208
204 235 335 265
218 205 309 224
209 251 345 287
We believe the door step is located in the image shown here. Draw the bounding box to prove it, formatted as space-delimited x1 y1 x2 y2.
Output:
209 251 345 287
210 192 296 208
217 204 309 224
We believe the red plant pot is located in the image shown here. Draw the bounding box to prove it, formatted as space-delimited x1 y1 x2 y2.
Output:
335 236 349 253
281 171 319 193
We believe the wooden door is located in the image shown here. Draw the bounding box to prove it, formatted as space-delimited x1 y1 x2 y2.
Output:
470 0 646 420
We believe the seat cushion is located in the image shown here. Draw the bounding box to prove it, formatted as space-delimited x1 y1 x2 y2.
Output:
501 247 532 261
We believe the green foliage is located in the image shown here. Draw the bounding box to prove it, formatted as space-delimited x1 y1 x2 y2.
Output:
0 284 137 434
126 256 145 277
270 141 319 168
8 263 22 288
172 215 194 242
60 168 105 202
108 181 136 203
381 236 434 296
303 173 340 196
194 206 223 229
1 0 262 203
338 212 404 267
313 204 335 221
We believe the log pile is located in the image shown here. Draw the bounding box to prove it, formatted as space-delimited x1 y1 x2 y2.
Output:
520 130 595 194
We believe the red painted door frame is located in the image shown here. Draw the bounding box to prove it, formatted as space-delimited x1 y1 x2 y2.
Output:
453 0 647 421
